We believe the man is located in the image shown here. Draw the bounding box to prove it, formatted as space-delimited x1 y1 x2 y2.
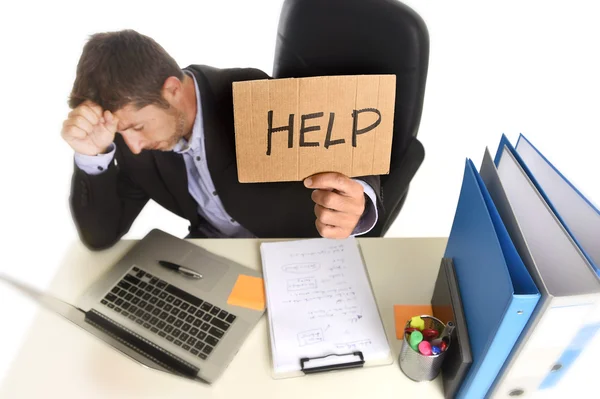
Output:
62 30 383 250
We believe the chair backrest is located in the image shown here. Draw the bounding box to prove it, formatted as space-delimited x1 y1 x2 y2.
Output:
273 0 430 236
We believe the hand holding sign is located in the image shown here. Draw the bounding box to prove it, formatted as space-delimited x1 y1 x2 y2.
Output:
304 172 366 239
61 101 119 156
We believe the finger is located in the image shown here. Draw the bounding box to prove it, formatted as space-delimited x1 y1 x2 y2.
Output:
104 110 119 131
314 204 358 230
312 189 364 215
304 172 363 198
81 101 104 119
72 105 100 126
315 219 349 239
68 115 94 134
61 124 88 140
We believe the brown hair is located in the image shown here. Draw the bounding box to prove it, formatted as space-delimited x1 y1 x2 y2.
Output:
68 29 183 112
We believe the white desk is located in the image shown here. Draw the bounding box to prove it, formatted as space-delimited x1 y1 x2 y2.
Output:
0 238 593 398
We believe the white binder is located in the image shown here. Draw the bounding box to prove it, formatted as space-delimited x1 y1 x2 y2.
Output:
514 134 600 275
513 134 600 390
482 136 600 398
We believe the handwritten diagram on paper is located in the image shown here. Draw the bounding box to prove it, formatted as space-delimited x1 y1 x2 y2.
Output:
282 263 321 274
286 277 318 291
260 237 391 374
297 329 324 346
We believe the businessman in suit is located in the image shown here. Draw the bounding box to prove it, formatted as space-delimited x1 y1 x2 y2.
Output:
61 30 382 250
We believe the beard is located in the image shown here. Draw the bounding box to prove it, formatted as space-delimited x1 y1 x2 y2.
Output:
173 109 186 139
162 106 187 150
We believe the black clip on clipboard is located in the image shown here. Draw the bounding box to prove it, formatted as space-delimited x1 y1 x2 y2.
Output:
300 351 365 374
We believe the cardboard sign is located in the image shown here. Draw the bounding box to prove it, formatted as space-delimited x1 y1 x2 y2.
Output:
232 75 396 183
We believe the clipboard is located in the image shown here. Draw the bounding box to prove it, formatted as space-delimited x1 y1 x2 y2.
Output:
266 349 392 379
300 352 365 374
260 237 393 379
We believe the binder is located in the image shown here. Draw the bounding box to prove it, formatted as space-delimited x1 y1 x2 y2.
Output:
444 158 540 399
259 237 393 378
430 257 473 399
505 134 600 390
513 134 600 276
483 135 600 398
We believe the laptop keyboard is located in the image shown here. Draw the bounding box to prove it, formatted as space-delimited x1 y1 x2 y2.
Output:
100 266 237 360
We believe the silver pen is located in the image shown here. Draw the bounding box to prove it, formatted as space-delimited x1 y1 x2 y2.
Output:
432 321 455 347
158 260 203 279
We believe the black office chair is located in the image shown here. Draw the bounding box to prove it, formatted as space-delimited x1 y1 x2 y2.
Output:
273 0 429 236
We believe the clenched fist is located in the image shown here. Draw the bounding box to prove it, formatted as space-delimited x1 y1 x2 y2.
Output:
304 172 366 239
61 101 119 156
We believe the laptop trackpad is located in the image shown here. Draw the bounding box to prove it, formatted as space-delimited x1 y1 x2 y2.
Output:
171 249 228 293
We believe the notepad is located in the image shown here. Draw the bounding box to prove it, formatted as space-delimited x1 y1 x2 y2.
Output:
260 237 392 377
227 275 265 311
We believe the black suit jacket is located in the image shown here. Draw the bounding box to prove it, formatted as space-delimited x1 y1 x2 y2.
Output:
69 65 383 250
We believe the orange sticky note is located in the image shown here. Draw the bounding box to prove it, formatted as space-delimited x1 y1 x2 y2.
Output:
393 304 432 340
227 275 266 311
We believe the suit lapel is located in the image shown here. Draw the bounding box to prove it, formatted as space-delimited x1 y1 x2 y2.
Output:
187 66 236 172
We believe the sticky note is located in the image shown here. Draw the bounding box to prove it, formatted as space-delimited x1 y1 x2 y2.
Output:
393 304 432 339
227 275 266 311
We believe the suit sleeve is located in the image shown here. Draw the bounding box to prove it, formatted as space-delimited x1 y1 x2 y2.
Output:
69 145 149 250
353 174 383 220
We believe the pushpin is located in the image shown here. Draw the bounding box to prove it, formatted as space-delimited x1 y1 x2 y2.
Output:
418 341 432 356
440 339 448 352
422 328 439 341
410 316 425 330
431 345 441 355
409 330 423 351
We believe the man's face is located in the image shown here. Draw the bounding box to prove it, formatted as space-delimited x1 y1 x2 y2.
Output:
114 103 186 154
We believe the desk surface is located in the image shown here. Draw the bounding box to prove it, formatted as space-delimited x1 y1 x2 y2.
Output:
0 238 591 398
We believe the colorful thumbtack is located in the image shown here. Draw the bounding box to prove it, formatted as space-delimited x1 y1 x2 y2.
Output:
422 328 439 341
410 316 425 330
431 345 441 355
409 330 423 351
418 341 432 356
440 340 448 352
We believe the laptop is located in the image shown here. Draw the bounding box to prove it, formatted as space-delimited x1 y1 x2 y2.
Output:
0 229 265 383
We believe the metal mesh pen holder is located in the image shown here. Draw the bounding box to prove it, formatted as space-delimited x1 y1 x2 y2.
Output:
398 315 450 382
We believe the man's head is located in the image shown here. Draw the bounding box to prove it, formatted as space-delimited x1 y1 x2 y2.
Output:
69 30 195 154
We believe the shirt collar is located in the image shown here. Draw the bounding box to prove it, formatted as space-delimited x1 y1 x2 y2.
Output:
172 71 203 154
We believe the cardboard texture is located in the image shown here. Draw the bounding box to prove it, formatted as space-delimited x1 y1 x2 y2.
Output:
232 75 396 183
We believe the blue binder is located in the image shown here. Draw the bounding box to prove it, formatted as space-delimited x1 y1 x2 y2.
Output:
445 159 540 399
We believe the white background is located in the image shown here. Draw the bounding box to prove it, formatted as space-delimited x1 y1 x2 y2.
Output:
0 0 598 397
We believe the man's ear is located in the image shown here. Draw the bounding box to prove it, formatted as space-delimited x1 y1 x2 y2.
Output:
161 76 183 103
